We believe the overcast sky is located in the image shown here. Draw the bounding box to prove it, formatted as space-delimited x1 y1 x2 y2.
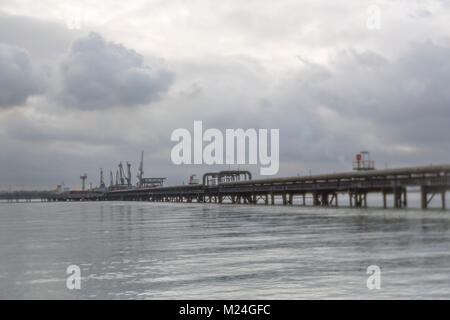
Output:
1 0 450 189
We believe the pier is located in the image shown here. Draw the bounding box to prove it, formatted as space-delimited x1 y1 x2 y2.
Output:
4 164 448 210
107 164 450 209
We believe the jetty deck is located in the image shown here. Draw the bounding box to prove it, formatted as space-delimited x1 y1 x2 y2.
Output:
103 164 450 209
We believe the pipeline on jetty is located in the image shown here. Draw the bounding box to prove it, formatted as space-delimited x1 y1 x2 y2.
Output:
3 164 449 210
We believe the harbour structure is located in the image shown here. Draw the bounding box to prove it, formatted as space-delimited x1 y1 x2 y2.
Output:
110 161 136 190
100 168 105 189
188 174 200 185
137 151 144 186
202 170 252 186
135 151 166 188
80 174 87 191
118 162 125 186
109 171 114 188
352 151 375 171
1 157 449 210
102 164 449 210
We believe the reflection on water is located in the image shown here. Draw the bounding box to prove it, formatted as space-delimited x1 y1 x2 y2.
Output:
0 201 449 299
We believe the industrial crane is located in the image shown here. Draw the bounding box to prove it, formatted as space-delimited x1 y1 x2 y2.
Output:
100 168 105 188
118 162 125 185
137 151 144 187
126 162 132 186
109 170 113 188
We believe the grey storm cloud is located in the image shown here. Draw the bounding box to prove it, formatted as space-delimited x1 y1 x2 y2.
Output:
2 1 450 188
0 43 43 108
59 33 174 110
300 43 450 148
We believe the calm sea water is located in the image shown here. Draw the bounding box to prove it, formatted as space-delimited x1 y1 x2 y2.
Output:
0 200 449 299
